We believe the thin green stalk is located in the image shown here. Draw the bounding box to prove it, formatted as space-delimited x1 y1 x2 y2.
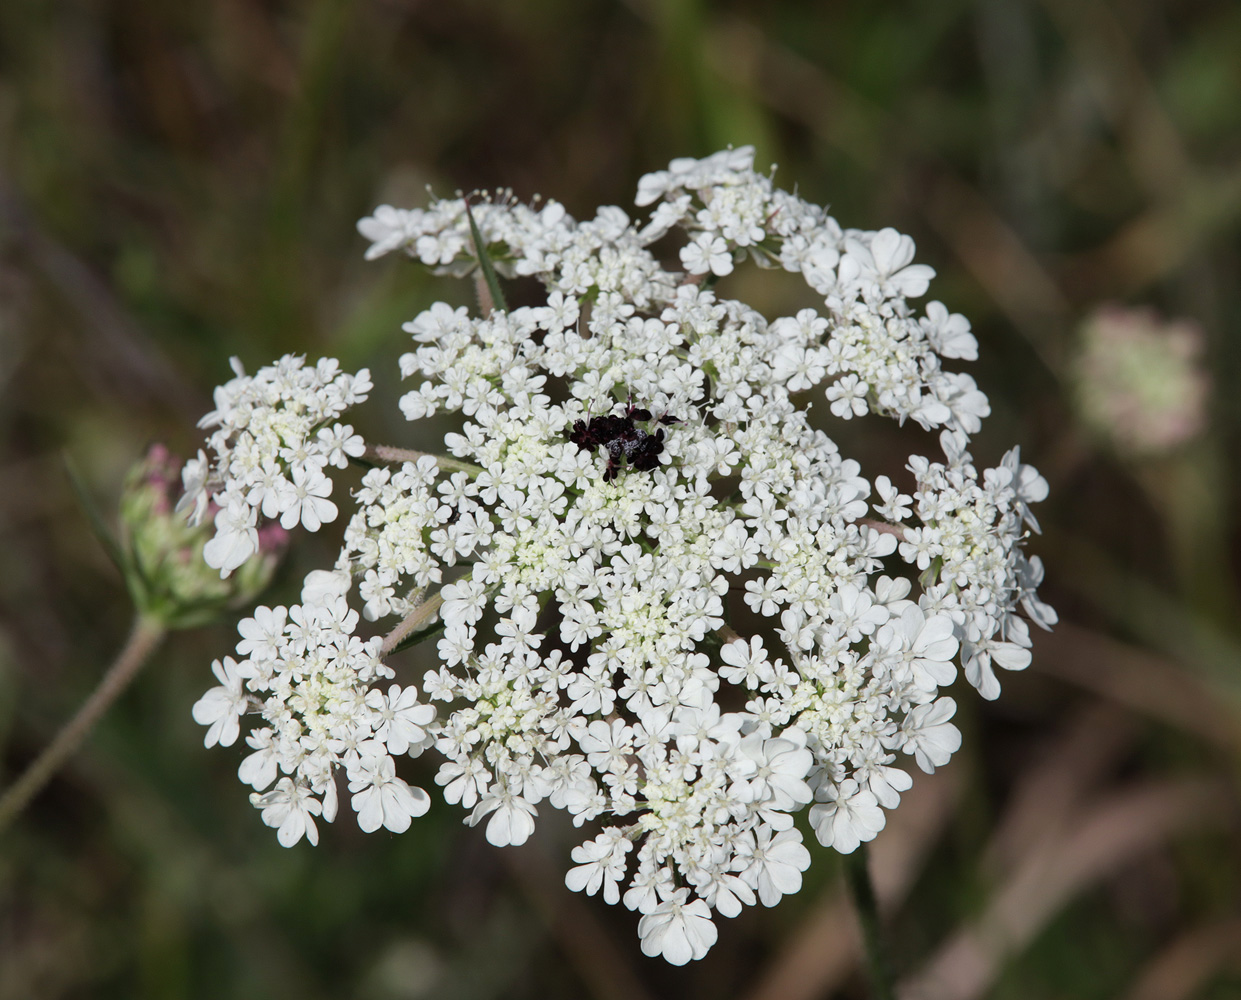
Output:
843 844 895 1000
0 615 166 834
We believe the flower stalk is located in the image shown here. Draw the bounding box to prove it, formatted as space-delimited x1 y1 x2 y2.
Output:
0 615 166 834
364 443 483 476
380 593 446 657
843 844 895 1000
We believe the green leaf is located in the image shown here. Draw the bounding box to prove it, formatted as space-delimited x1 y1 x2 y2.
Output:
62 454 126 576
465 197 508 314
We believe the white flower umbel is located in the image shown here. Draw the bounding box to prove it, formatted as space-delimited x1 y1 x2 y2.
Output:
181 355 371 576
191 147 1055 964
191 574 435 846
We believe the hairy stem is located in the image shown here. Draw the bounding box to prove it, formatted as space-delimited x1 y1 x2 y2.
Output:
843 844 895 1000
381 593 446 657
364 444 483 476
0 616 166 834
861 517 905 538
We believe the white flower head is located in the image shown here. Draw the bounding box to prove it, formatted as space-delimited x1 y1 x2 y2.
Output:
190 147 1054 965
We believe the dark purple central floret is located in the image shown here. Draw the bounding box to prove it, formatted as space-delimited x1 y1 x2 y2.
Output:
568 403 678 482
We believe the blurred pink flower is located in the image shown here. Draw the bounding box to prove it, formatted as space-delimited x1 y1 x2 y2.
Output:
1072 305 1209 457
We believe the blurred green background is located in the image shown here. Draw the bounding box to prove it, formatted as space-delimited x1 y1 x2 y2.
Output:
2 1 1241 997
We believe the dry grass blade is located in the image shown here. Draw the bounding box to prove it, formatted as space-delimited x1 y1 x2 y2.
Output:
897 778 1230 1000
1119 917 1241 1000
1034 622 1241 753
1062 164 1241 296
914 170 1069 371
982 702 1135 876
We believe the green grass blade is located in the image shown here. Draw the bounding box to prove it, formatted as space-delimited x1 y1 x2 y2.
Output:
464 197 508 314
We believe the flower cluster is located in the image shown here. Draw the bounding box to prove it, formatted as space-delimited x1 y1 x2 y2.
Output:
190 147 1055 965
1071 304 1209 457
192 569 435 847
180 355 371 575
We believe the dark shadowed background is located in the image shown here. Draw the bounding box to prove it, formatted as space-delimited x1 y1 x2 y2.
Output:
2 1 1241 998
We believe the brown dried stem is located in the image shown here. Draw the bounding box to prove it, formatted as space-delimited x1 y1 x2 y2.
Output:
897 778 1227 1000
